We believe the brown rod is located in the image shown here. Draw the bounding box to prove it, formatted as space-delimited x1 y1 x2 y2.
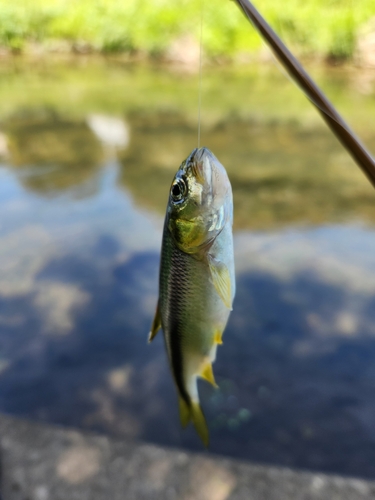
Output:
232 0 375 188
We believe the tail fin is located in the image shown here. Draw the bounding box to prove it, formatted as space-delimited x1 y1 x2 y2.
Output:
179 396 209 447
191 401 209 447
179 396 191 428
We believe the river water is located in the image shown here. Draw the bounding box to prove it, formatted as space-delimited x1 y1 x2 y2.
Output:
0 59 375 477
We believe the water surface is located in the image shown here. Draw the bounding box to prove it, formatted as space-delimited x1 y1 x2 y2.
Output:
1 59 375 478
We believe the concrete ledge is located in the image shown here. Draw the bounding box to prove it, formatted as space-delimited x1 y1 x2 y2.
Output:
0 413 374 500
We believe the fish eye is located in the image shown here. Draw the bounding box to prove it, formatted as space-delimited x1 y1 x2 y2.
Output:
171 178 186 202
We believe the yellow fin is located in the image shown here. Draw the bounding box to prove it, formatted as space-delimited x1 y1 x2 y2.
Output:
148 303 161 342
214 330 223 345
179 396 191 428
200 362 218 388
207 255 232 310
191 401 209 447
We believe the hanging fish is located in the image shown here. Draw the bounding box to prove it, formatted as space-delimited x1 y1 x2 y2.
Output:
149 146 235 446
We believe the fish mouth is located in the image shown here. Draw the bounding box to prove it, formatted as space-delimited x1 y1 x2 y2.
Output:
193 147 211 162
187 147 212 185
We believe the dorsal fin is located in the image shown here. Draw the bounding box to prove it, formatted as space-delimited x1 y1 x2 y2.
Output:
148 303 161 342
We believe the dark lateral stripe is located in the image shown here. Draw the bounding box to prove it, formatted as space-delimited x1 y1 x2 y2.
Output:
168 241 191 406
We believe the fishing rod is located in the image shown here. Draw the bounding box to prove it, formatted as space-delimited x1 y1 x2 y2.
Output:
231 0 375 189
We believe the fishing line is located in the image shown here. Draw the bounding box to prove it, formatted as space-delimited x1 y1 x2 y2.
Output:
197 0 204 149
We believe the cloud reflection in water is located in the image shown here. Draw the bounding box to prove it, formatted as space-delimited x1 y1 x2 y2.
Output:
0 107 375 478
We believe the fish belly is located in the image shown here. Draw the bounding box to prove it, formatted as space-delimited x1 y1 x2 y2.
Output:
159 228 230 403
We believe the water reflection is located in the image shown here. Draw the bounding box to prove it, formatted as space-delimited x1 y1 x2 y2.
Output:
0 63 375 479
118 112 375 230
3 109 103 197
1 213 375 477
3 105 375 229
2 106 375 229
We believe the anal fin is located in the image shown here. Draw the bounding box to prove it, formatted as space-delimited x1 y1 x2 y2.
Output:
214 329 223 345
200 362 218 388
148 302 161 342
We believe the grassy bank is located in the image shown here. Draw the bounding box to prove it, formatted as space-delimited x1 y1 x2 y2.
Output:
0 0 374 60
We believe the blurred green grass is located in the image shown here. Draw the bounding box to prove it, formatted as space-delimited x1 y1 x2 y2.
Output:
0 0 374 60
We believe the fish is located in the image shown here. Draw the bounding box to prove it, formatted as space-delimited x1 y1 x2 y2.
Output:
149 146 235 446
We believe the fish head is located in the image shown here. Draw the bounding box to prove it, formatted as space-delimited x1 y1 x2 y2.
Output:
167 147 232 254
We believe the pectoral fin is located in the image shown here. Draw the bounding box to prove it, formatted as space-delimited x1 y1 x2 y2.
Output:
207 254 232 310
148 303 161 342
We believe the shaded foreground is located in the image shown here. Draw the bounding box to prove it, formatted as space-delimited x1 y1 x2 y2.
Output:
1 413 375 500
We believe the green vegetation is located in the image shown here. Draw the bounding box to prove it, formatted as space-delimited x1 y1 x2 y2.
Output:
0 0 374 60
0 61 374 132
